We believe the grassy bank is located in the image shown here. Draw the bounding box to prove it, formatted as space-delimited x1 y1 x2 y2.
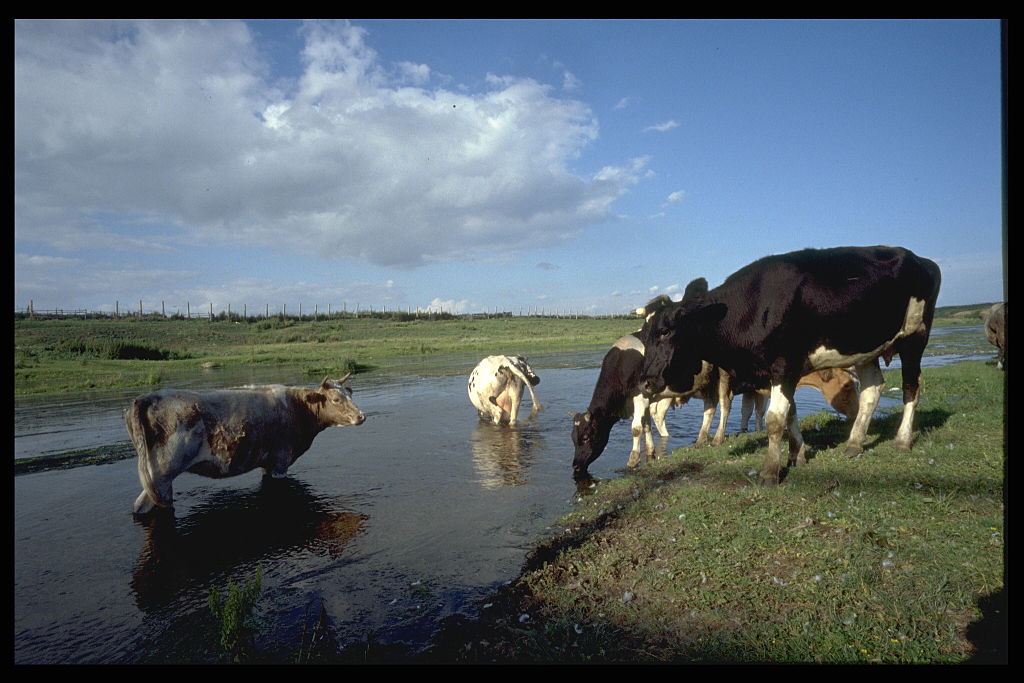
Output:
419 360 1005 664
14 315 639 396
12 304 997 397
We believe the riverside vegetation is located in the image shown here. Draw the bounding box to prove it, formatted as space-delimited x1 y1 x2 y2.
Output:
13 305 1005 663
419 360 1005 664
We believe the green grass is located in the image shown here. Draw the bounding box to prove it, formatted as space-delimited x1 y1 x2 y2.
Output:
14 315 640 395
13 304 997 397
429 361 1005 664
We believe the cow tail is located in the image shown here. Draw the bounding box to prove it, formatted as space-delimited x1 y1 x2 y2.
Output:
125 397 169 509
506 362 543 412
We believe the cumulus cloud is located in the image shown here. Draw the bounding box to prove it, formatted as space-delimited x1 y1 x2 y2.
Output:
15 19 647 272
666 190 686 203
422 297 470 314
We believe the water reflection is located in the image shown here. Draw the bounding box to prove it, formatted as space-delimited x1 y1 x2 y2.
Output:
469 421 545 489
131 476 365 612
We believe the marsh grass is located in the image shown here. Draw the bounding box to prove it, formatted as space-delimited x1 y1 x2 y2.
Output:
434 361 1004 663
14 316 640 395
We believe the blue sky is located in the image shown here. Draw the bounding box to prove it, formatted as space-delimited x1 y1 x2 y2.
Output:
15 19 1004 315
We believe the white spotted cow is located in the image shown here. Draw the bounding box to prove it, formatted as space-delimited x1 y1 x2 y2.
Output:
468 355 541 426
125 375 366 515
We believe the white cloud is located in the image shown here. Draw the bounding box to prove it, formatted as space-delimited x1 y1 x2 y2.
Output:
666 190 686 203
15 19 648 272
423 297 471 314
643 120 679 133
613 97 630 110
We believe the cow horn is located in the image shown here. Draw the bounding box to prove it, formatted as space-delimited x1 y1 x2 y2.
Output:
338 372 352 384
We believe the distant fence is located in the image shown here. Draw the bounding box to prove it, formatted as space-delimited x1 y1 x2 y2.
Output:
15 300 631 321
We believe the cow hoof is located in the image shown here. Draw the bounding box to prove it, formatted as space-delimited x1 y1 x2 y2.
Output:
843 445 863 459
758 474 780 487
893 440 913 452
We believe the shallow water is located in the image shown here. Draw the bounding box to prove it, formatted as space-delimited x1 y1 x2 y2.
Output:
13 328 992 663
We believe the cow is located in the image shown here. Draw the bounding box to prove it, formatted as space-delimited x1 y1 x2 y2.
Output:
739 367 860 432
982 302 1006 370
639 246 941 486
571 294 734 478
125 375 366 515
468 355 541 426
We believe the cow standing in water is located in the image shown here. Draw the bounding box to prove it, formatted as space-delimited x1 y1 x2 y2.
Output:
468 355 541 426
125 375 366 515
640 246 941 486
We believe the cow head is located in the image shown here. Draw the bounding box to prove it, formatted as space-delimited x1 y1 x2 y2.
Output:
640 278 727 397
313 374 366 426
507 355 540 386
570 411 610 479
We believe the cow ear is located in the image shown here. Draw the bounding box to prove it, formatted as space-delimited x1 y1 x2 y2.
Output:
681 278 708 305
641 294 673 315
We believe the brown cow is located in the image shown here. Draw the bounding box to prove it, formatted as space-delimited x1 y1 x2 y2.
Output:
982 302 1006 370
739 368 860 432
125 375 366 515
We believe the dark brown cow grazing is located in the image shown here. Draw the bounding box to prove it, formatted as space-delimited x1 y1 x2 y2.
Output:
126 375 366 515
640 246 941 486
982 302 1006 370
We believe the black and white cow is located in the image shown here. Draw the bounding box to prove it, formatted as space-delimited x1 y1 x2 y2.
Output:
468 355 541 425
639 246 941 486
570 334 731 478
571 295 735 478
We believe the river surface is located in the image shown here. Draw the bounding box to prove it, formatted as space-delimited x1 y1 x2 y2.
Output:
13 326 992 663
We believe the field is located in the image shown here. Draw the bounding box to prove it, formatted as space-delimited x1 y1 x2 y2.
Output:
12 303 997 396
13 313 640 396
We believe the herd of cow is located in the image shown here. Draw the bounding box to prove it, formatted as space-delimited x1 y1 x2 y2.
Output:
125 245 1006 516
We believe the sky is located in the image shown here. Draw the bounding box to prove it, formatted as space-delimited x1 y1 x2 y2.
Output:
14 19 1005 316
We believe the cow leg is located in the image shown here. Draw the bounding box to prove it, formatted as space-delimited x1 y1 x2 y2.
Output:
894 350 925 451
785 400 806 467
762 384 797 486
505 380 524 425
130 422 196 515
487 383 510 424
711 374 734 445
694 396 716 446
740 393 754 432
628 394 648 467
844 359 884 457
755 393 767 431
650 398 671 438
